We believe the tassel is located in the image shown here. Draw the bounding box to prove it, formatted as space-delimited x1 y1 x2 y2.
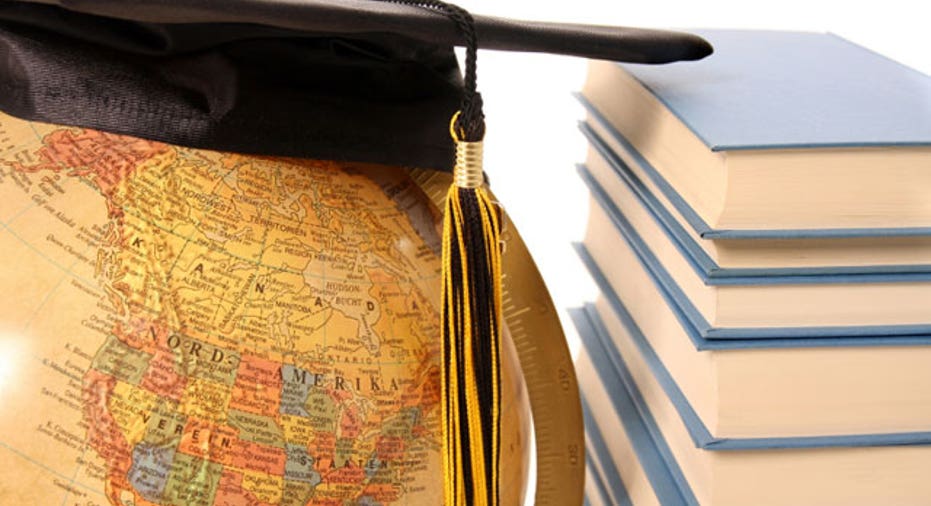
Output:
370 2 501 502
441 113 502 506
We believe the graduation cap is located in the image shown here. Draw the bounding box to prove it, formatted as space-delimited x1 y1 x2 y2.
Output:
0 1 710 505
0 0 710 170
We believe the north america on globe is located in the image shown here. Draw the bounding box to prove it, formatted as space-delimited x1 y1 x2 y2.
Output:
0 112 527 505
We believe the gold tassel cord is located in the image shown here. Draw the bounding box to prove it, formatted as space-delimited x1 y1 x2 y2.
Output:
441 117 502 506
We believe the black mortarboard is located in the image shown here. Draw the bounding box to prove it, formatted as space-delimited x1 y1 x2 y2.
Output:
0 0 710 171
0 2 711 505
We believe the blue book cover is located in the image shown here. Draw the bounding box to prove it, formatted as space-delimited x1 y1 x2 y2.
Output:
619 29 931 151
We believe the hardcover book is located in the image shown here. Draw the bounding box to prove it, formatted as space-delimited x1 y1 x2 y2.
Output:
580 29 931 232
574 229 931 437
579 106 931 275
579 159 931 337
574 306 931 505
579 347 697 506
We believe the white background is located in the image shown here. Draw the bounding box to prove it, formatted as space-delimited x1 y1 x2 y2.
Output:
446 1 930 502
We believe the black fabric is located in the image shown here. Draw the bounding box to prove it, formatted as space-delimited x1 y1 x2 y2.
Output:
11 1 714 63
0 2 713 170
0 3 463 170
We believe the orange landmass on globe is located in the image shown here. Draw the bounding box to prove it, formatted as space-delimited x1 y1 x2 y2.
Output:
5 119 447 505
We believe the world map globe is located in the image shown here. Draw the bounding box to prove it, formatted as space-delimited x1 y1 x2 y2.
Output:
0 111 530 505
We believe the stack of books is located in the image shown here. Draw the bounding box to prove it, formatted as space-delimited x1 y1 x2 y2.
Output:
574 30 931 505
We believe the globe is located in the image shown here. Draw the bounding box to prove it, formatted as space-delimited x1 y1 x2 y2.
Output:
0 112 530 505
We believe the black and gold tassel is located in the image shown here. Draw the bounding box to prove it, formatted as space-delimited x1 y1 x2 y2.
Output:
373 1 502 503
441 113 502 506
